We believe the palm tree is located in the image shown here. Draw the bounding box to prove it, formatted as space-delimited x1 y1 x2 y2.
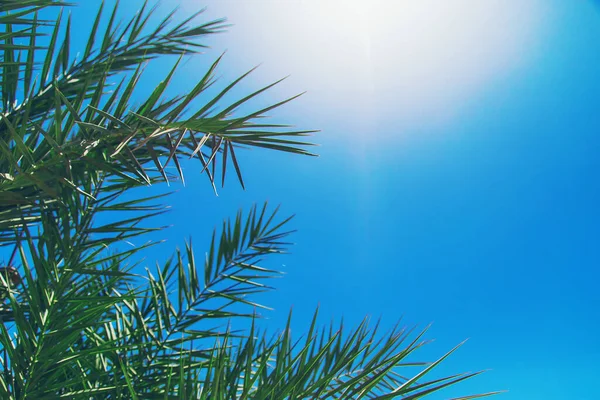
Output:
0 1 499 398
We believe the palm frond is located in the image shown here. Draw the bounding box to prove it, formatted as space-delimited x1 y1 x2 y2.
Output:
0 1 315 245
0 1 496 399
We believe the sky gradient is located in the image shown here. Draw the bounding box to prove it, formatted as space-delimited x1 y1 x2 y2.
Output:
70 1 600 398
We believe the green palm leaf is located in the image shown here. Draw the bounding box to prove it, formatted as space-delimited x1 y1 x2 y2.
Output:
0 1 498 398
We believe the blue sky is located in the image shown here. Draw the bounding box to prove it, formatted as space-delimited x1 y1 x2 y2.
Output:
66 1 600 398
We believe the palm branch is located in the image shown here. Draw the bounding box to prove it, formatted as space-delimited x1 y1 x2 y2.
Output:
0 1 499 398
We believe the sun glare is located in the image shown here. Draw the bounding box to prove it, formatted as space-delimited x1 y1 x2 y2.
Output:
187 0 547 128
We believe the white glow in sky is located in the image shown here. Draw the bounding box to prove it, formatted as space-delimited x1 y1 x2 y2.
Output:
184 0 548 127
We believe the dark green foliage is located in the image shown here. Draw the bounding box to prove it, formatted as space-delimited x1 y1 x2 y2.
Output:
0 1 498 398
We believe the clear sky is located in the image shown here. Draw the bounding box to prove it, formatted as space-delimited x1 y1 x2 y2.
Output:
68 1 600 398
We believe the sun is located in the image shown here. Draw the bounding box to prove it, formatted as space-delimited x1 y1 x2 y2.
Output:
186 0 547 127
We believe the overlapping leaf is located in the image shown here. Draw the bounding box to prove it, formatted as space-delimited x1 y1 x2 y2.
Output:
0 0 316 245
0 1 497 399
